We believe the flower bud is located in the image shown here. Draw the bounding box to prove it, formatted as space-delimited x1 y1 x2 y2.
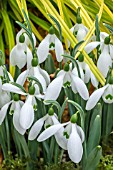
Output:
70 113 78 123
48 107 54 116
104 36 110 44
49 26 55 35
32 58 38 67
19 34 25 43
13 94 19 101
78 53 84 62
29 86 35 95
63 63 69 72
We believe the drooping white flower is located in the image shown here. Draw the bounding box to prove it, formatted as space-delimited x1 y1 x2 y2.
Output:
16 28 36 47
44 63 89 101
71 23 88 42
0 92 26 135
2 83 44 130
10 43 33 69
28 107 67 149
85 32 113 78
37 114 85 163
86 81 113 110
37 27 63 63
78 54 99 88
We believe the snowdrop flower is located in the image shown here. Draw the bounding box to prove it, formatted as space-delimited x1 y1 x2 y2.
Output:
2 82 44 130
28 107 67 149
77 54 98 88
45 62 89 101
37 113 85 163
16 28 36 47
15 57 50 93
85 32 113 78
0 93 26 135
37 26 63 63
0 78 11 108
71 23 88 42
86 76 113 110
10 34 33 69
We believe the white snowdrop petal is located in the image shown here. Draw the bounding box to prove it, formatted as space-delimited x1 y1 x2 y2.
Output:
0 91 11 109
91 72 99 88
37 124 64 142
71 75 89 100
109 44 113 59
2 83 26 95
84 42 100 54
86 85 108 110
37 34 50 63
44 75 64 101
26 47 33 69
100 32 109 42
28 117 46 140
10 44 27 69
0 101 12 125
67 124 83 163
16 70 29 86
97 46 112 78
20 96 34 129
102 85 113 104
76 125 85 143
20 103 34 129
13 102 26 135
33 67 47 92
77 27 86 42
55 127 68 150
55 36 63 62
38 67 50 85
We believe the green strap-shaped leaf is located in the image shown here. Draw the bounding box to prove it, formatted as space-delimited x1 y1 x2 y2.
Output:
87 115 101 155
84 146 102 170
1 9 15 75
48 13 62 42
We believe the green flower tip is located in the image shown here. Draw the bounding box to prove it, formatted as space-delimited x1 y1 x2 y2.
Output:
76 16 82 24
19 34 25 43
49 26 55 35
32 58 38 67
13 94 19 101
104 36 110 45
109 76 113 84
70 113 78 123
78 53 84 62
76 7 82 24
63 63 69 72
97 145 101 150
48 107 54 116
29 86 35 95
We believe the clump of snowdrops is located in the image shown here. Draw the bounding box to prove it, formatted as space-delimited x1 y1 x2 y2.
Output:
0 9 113 170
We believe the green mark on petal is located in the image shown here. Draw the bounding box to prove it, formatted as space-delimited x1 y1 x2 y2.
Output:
63 131 69 139
105 94 113 100
49 42 55 49
46 124 51 129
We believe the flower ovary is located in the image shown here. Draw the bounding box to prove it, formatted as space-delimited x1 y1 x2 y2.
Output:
19 34 25 43
48 107 54 116
29 86 35 95
13 94 19 101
